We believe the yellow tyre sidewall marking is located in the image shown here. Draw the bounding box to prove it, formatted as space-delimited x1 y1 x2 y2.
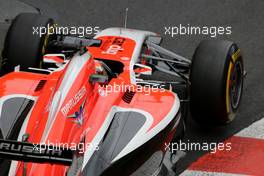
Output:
40 24 56 68
226 49 240 120
40 34 49 68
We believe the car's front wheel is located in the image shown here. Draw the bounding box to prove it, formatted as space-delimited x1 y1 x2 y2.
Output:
190 40 244 126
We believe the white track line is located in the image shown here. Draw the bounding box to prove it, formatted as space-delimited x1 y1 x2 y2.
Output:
180 117 264 176
235 117 264 139
180 170 247 176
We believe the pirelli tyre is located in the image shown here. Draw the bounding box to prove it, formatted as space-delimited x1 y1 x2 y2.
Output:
190 40 244 126
1 13 54 75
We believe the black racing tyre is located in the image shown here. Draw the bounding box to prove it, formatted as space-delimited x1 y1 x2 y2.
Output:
190 40 244 126
1 13 54 75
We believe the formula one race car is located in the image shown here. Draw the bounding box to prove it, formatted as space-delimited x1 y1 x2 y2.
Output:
0 13 244 176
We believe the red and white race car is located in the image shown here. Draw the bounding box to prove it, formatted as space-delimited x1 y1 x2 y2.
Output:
0 13 244 176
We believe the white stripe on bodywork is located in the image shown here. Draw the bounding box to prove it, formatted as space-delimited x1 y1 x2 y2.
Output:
235 117 264 139
82 92 180 170
112 93 180 162
8 99 37 176
41 52 91 142
180 170 247 176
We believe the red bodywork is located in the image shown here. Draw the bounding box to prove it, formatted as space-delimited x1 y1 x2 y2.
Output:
0 35 179 176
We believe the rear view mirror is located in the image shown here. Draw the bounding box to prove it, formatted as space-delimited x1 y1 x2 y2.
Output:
43 54 65 64
89 74 108 84
134 63 152 76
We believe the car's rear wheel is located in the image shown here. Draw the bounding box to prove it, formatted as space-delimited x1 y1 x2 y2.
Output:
1 13 54 75
0 13 54 175
190 40 244 126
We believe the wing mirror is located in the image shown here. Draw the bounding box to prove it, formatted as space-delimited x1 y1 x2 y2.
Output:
43 54 65 64
89 74 108 84
134 63 152 76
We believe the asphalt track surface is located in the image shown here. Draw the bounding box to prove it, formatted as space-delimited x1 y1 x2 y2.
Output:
0 0 264 175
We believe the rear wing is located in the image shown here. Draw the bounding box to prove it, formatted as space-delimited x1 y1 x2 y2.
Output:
0 139 73 165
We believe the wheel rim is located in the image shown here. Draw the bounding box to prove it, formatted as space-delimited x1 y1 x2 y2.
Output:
230 61 243 110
